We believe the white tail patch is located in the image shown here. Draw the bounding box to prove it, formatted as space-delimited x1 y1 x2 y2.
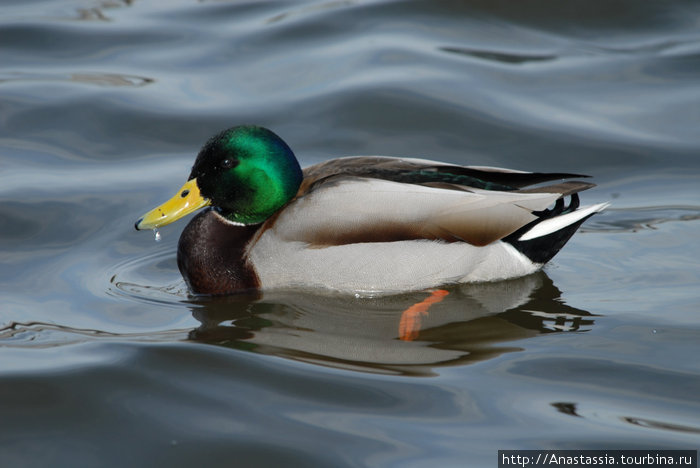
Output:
518 202 610 241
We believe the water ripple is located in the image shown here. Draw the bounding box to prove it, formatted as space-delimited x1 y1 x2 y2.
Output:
439 46 557 64
106 247 189 307
584 206 700 233
0 321 189 348
0 71 154 87
623 416 700 435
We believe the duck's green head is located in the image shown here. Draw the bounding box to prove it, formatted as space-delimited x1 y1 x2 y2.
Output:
135 125 303 230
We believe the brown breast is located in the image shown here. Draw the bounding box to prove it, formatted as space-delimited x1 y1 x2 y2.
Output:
177 209 261 295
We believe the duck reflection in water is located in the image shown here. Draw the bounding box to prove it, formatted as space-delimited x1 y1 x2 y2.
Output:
187 272 596 376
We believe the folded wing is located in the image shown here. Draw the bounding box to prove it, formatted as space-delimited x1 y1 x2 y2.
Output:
271 157 595 248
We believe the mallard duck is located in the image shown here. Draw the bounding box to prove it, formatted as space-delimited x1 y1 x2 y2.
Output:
135 125 607 295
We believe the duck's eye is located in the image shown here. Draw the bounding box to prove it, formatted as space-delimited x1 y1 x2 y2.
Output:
221 158 238 169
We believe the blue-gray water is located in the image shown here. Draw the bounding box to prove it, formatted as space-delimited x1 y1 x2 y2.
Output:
2 1 700 466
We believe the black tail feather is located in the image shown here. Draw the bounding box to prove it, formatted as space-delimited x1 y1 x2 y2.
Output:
504 193 593 264
505 217 592 264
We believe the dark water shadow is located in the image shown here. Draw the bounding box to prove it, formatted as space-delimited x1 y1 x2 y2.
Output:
186 272 596 376
4 267 597 377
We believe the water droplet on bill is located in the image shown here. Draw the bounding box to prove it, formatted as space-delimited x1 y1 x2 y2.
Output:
153 229 162 242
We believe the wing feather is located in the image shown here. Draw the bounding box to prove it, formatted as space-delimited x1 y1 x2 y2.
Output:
299 156 590 193
268 156 594 248
273 178 560 247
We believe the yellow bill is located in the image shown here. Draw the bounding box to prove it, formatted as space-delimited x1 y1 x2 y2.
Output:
135 178 211 230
